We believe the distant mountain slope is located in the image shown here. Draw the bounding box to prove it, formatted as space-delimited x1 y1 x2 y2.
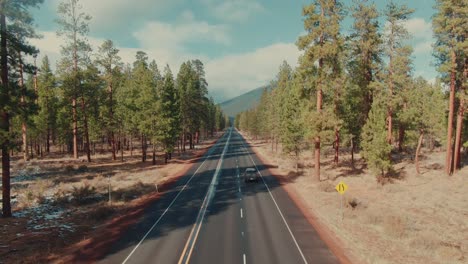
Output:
219 86 270 118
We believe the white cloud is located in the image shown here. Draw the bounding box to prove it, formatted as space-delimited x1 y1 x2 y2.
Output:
202 0 265 22
404 18 432 39
30 12 228 69
205 43 300 101
403 18 434 54
133 14 230 51
29 31 63 67
51 0 182 32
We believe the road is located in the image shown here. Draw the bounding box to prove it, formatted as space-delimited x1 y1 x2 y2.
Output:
98 128 339 264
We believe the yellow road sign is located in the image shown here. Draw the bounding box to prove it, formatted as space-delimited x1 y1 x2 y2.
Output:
335 181 348 195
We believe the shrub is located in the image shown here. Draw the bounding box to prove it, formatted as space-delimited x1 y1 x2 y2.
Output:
71 183 97 205
77 165 88 173
112 181 156 202
52 188 69 206
87 204 116 221
64 165 74 173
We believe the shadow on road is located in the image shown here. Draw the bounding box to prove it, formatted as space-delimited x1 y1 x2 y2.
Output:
91 131 289 263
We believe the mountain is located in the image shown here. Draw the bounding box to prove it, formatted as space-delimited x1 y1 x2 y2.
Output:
219 86 270 118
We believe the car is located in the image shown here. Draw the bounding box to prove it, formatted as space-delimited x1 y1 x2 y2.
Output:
243 167 259 183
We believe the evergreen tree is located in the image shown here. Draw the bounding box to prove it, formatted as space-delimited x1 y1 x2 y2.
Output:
296 0 344 180
380 1 414 147
132 51 158 162
96 39 122 160
115 64 138 158
56 0 92 160
361 97 392 179
35 56 58 154
400 78 445 174
279 73 305 170
433 0 467 174
0 0 43 217
8 14 41 161
81 63 105 158
346 0 382 158
177 61 209 150
158 64 180 163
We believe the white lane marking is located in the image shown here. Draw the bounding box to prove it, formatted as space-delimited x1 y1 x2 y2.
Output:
240 208 243 218
121 134 228 264
238 186 241 193
243 253 247 264
178 129 232 264
239 137 309 264
241 231 244 237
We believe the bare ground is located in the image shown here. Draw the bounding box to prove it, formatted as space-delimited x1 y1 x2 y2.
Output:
245 136 468 264
0 135 220 264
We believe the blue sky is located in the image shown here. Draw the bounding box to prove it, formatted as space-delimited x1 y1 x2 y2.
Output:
30 0 438 102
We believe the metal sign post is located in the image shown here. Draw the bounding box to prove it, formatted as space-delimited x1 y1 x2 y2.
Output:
335 181 348 222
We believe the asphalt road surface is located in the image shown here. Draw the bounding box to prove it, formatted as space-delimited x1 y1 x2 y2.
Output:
98 128 339 264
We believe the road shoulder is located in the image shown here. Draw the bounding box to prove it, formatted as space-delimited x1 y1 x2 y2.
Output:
243 136 361 264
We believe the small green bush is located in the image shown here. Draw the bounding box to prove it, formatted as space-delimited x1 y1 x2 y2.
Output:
71 183 97 205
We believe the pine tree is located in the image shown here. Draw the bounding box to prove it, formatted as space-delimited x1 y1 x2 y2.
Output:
256 87 270 139
177 61 209 150
81 63 105 159
35 56 58 154
96 39 122 160
0 0 43 217
115 64 138 158
381 1 414 147
132 51 157 162
279 73 305 171
400 78 445 174
361 97 392 179
8 17 41 161
433 0 467 174
56 0 92 160
296 0 344 180
346 0 382 160
158 64 180 163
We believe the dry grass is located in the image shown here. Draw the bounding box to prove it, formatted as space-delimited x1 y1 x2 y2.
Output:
247 135 468 264
112 181 157 202
1 135 221 263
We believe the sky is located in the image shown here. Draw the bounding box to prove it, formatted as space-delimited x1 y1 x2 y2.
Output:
29 0 438 103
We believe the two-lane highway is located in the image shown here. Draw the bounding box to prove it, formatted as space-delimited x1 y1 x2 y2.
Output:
98 128 339 264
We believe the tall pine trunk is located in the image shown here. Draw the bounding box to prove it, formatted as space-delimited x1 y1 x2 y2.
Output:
315 84 322 180
109 83 116 160
141 134 146 162
152 143 156 165
182 132 186 152
313 7 325 181
80 95 91 162
351 136 355 167
415 130 424 174
398 124 405 152
188 133 191 149
445 50 456 175
453 98 465 173
1 10 11 217
334 128 339 164
130 135 133 157
19 54 29 161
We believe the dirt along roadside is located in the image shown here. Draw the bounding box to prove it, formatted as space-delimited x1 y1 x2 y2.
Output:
0 133 223 264
243 134 468 264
